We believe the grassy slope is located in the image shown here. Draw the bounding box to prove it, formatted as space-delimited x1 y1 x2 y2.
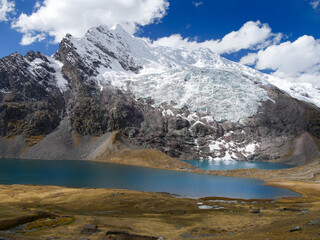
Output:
1 180 320 239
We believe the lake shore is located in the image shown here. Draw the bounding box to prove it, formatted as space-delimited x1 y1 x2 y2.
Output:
92 147 320 184
0 159 319 239
0 179 320 240
1 152 320 239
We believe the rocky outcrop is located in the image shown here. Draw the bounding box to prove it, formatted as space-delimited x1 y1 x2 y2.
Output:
213 87 320 163
0 51 65 146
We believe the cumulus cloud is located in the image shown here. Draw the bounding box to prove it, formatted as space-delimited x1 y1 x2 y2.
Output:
240 35 320 86
11 0 169 45
239 53 258 65
152 21 282 54
0 0 15 22
20 33 46 46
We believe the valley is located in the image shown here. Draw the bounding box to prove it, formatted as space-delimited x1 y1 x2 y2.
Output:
0 171 320 240
1 157 320 239
1 23 320 240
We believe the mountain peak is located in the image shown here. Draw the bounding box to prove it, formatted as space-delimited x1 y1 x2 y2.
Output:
112 24 129 34
85 24 132 43
54 24 320 123
86 25 110 34
55 24 274 122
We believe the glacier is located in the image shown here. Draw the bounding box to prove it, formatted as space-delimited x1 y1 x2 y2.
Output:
66 24 320 123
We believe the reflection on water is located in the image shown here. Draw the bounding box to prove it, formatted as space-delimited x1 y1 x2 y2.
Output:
184 159 292 171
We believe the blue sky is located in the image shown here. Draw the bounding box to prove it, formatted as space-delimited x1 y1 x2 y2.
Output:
0 0 319 85
142 0 319 42
139 0 320 62
0 0 318 58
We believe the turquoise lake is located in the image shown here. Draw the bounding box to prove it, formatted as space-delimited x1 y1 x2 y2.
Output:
184 160 292 171
0 158 299 199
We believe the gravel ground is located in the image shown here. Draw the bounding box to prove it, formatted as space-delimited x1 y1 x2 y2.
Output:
0 119 112 161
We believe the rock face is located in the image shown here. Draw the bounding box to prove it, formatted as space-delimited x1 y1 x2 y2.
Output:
0 25 319 165
0 51 65 146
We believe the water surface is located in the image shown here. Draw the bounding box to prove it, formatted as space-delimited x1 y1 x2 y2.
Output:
0 158 299 199
184 160 292 171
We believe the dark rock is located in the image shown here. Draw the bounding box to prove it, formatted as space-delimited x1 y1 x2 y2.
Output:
249 208 260 214
81 224 99 235
168 117 190 131
0 51 65 146
281 208 301 212
290 226 302 232
104 230 158 239
190 122 208 137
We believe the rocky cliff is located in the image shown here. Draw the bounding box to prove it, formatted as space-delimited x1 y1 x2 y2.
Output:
0 25 319 166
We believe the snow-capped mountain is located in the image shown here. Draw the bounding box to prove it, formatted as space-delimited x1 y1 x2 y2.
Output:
1 25 320 165
64 24 320 121
64 24 272 122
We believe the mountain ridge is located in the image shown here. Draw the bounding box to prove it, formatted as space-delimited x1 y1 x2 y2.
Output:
1 25 320 165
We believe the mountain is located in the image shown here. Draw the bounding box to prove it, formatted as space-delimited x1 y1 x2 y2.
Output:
1 25 320 166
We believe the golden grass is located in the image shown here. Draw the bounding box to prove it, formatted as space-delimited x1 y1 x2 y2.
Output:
24 216 74 232
94 147 192 171
0 183 320 239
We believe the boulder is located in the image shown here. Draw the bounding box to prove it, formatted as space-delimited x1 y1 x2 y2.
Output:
249 209 260 214
81 224 99 235
290 226 302 232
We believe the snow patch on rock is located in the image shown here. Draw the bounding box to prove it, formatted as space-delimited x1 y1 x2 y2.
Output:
49 58 69 91
209 136 260 160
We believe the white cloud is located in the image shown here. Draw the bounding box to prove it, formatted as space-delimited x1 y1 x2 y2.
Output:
33 2 41 11
192 1 203 7
152 21 282 54
21 33 46 45
239 53 258 65
0 0 15 22
240 35 320 86
310 0 320 9
12 0 169 45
